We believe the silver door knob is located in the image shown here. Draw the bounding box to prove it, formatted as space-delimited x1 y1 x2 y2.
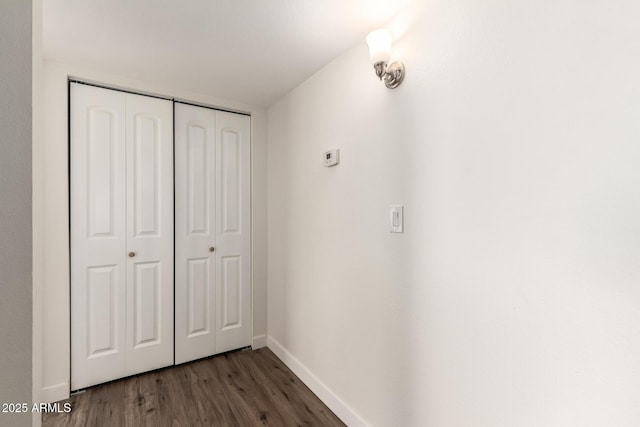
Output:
209 247 215 253
128 252 136 257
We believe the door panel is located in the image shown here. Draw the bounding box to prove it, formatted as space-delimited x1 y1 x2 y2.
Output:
133 261 160 347
132 115 161 237
87 265 119 357
221 129 240 234
88 108 118 237
125 93 174 374
175 105 251 361
71 83 127 390
220 255 241 329
175 103 217 364
187 125 209 234
215 111 251 353
71 84 173 389
187 257 210 336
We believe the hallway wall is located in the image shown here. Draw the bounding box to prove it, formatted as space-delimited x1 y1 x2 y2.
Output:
0 1 33 426
267 0 640 425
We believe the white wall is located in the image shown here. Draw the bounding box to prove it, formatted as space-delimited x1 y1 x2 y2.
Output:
32 0 44 425
0 1 33 426
267 0 640 425
38 60 268 402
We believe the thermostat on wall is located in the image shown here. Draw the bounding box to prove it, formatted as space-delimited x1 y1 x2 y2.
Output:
323 149 340 167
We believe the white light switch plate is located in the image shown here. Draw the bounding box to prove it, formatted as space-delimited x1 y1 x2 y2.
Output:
390 205 404 233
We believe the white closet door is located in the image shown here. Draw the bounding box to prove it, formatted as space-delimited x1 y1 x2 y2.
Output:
71 84 174 390
174 103 217 364
214 111 251 353
175 104 251 363
124 93 174 373
71 83 127 390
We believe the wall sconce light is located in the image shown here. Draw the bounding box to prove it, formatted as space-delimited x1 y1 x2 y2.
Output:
365 29 405 89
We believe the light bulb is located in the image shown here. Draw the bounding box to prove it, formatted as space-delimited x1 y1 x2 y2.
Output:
365 29 393 64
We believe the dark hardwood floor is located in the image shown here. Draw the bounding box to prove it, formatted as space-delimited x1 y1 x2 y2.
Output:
43 348 345 427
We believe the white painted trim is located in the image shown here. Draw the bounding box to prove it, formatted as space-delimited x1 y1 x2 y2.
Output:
41 383 69 404
267 336 370 427
252 334 267 348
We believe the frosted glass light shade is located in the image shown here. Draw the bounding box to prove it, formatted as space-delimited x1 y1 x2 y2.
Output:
365 29 393 64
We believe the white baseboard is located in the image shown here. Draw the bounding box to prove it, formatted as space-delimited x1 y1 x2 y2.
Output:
252 334 267 348
267 335 370 427
41 382 69 403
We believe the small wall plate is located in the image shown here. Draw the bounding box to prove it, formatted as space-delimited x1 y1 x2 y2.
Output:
324 149 340 167
390 205 404 233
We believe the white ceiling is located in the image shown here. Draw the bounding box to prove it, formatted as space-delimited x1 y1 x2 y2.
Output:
43 0 410 106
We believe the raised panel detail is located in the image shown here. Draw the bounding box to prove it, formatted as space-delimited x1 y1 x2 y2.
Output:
88 108 116 238
188 125 208 234
221 129 240 234
221 256 241 329
134 115 160 237
188 258 210 337
133 262 161 347
87 265 118 357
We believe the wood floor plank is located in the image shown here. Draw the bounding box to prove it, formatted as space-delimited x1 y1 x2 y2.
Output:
43 348 345 427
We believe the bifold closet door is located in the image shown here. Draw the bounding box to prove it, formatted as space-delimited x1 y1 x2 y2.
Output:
71 83 174 390
175 103 251 364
